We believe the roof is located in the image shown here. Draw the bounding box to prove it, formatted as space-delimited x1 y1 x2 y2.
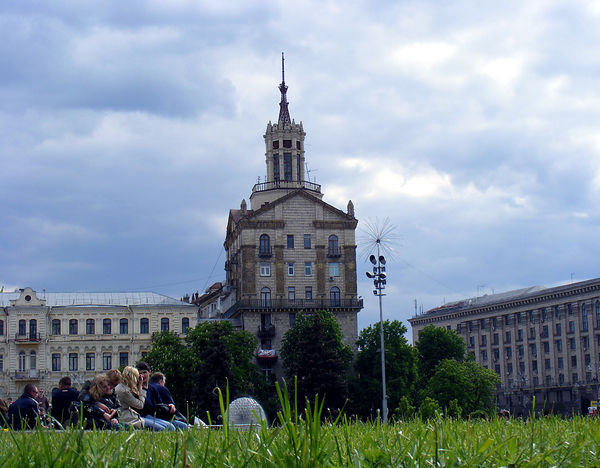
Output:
0 291 192 307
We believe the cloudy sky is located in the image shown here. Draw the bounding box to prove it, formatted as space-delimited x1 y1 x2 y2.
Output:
2 0 600 337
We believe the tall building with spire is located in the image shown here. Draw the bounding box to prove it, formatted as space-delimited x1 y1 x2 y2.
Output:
220 55 362 380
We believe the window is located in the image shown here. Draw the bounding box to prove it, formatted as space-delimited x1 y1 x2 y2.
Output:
556 323 562 336
259 234 271 256
330 287 341 307
288 287 295 301
505 331 511 343
289 312 296 326
103 319 111 334
305 286 312 300
480 319 486 331
273 141 279 149
18 320 26 336
30 351 36 370
182 318 190 333
568 321 575 333
469 336 475 348
0 320 4 336
304 234 311 249
52 319 61 335
52 354 60 372
481 335 487 346
328 262 340 277
119 352 128 367
140 318 149 334
304 262 312 276
102 353 112 371
482 350 488 361
558 357 564 369
530 343 537 355
69 353 78 371
287 235 294 249
504 315 510 326
29 319 37 338
260 262 271 276
506 347 512 359
283 140 292 148
284 152 292 180
273 154 280 181
519 361 525 373
570 337 576 350
288 262 294 276
120 318 128 334
493 333 499 345
507 363 513 374
571 355 577 367
86 353 95 371
559 373 565 384
517 329 523 341
543 342 550 353
584 335 590 349
532 360 538 371
518 344 524 357
530 327 535 339
86 319 95 335
161 318 169 331
582 304 589 331
556 340 562 352
328 235 339 256
260 288 271 307
69 319 78 335
0 355 3 371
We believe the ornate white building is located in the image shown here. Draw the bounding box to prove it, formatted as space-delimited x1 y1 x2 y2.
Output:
0 287 197 399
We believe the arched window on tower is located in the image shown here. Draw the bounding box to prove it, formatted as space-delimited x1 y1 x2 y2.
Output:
328 235 340 257
330 287 341 307
273 154 280 182
259 234 271 256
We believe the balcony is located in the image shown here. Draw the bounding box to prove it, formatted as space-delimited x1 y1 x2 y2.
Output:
258 324 276 339
15 333 42 343
258 246 273 258
252 179 321 194
14 370 40 380
327 247 342 258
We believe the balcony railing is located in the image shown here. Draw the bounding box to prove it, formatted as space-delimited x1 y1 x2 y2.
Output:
15 333 42 343
258 247 272 258
234 298 363 311
327 247 342 258
14 369 40 380
252 180 321 194
258 324 276 339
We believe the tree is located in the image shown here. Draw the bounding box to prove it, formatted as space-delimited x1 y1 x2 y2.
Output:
415 325 466 383
425 359 500 417
349 320 418 420
280 310 352 411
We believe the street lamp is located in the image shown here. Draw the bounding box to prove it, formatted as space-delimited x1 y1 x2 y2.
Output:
366 247 388 423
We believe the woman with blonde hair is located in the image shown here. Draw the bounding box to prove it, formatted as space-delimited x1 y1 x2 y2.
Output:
79 374 119 429
115 366 173 430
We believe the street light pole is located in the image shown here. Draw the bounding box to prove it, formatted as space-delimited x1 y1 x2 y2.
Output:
366 240 388 423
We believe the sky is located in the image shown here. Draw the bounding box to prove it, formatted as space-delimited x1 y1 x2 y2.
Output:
2 0 600 339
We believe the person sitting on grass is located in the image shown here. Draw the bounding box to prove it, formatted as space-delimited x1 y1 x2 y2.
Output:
8 384 41 430
136 362 183 430
51 376 80 427
79 375 120 429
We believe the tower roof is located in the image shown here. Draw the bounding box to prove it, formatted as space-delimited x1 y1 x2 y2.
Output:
278 52 291 126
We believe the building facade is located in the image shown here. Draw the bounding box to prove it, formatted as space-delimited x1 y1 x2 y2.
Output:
220 59 362 379
409 278 600 416
0 287 197 399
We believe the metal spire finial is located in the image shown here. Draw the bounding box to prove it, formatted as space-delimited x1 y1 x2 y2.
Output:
278 52 291 126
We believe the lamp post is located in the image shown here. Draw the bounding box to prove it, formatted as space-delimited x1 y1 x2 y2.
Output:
366 243 388 423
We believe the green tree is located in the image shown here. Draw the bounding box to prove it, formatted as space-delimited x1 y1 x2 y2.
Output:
415 325 466 382
280 310 352 411
349 320 418 420
425 359 500 417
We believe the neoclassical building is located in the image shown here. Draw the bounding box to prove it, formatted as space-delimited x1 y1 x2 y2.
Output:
218 58 363 379
409 277 600 416
0 287 197 398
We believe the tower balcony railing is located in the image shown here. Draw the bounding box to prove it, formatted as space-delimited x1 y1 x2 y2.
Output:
252 180 321 194
15 333 42 343
14 369 40 380
258 246 273 258
236 298 363 311
327 247 342 258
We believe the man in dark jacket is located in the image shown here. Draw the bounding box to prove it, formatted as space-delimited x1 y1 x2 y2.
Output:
8 384 40 429
51 376 80 425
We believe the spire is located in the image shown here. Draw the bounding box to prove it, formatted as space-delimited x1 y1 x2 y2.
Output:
278 52 291 126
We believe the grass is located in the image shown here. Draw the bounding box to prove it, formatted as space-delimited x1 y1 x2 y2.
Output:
2 386 600 467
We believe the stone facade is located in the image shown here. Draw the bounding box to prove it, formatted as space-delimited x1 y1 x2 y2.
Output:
0 287 197 399
409 278 600 416
220 61 362 380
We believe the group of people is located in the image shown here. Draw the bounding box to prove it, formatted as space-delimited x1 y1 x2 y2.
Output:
2 362 202 430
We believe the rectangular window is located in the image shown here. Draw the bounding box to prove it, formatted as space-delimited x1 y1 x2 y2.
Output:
119 352 128 367
260 262 271 277
86 319 95 335
287 235 294 249
556 340 563 352
493 333 499 345
505 315 510 325
532 360 538 371
305 286 312 300
52 320 60 335
518 344 524 357
505 331 511 343
103 319 111 335
0 320 3 336
506 347 512 359
304 234 311 249
543 342 550 353
86 353 95 371
530 343 537 355
288 262 294 276
52 354 61 372
584 335 590 349
304 262 312 276
469 336 475 347
273 154 280 181
507 363 513 374
570 337 576 350
517 329 523 341
328 262 340 277
519 361 525 373
68 353 78 372
288 287 295 301
69 320 78 335
556 323 562 336
482 350 488 361
571 355 577 367
120 319 128 334
103 353 112 371
569 321 575 333
140 318 149 334
558 357 564 369
289 312 296 326
284 153 292 181
481 335 487 346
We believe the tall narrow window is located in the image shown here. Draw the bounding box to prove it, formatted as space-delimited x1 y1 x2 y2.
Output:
582 304 588 331
330 287 341 307
304 262 312 276
52 354 61 372
0 319 4 336
288 262 295 276
86 353 95 371
288 287 295 301
103 319 111 334
18 320 26 336
297 155 301 181
140 318 149 334
52 319 61 335
284 153 292 181
287 235 294 249
86 319 95 335
328 235 339 256
119 352 129 367
102 353 111 371
273 154 280 181
161 318 169 331
69 319 78 335
182 317 190 333
260 288 271 307
18 351 26 372
30 351 36 370
305 286 312 300
120 318 129 334
259 234 271 256
69 353 78 371
304 234 311 249
29 319 37 339
260 262 271 276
